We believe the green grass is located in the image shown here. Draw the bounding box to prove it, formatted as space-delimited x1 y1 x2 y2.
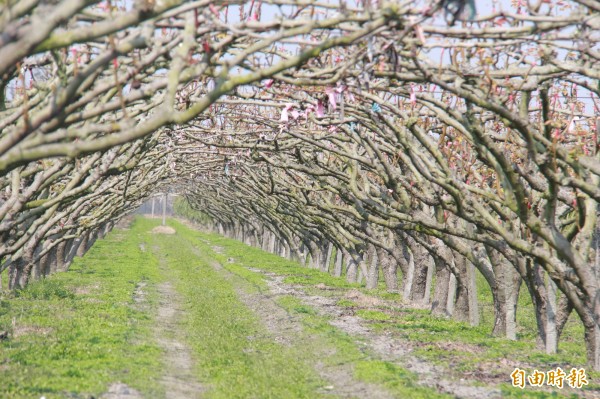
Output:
276 295 450 398
4 216 597 398
164 219 451 398
146 218 329 399
0 219 163 398
167 218 599 398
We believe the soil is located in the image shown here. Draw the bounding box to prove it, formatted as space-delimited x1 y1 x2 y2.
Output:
98 227 594 399
151 226 176 235
244 268 504 399
154 260 204 399
207 254 395 399
100 383 143 399
101 253 204 399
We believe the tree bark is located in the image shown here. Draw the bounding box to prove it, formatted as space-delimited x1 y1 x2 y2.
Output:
467 260 480 326
452 252 472 323
403 246 415 301
546 276 558 354
431 259 451 317
408 240 431 304
345 248 359 283
321 242 333 273
377 247 399 293
76 232 89 257
333 248 343 277
365 244 379 290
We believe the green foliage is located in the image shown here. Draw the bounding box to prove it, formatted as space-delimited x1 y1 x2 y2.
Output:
337 299 358 307
4 217 595 399
0 219 163 399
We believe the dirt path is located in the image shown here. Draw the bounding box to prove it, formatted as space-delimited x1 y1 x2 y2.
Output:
207 249 394 399
155 262 205 399
240 267 502 399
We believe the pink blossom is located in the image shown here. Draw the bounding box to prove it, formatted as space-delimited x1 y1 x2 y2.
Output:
264 79 274 88
325 87 337 110
280 103 295 122
316 100 325 118
280 109 288 122
304 104 315 119
209 3 220 17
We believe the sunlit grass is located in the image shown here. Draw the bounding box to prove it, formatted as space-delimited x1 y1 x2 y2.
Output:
171 219 599 398
0 219 163 399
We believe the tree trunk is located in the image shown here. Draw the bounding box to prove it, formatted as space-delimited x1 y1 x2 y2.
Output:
378 248 399 293
76 232 89 257
431 260 451 316
584 322 600 371
321 242 333 273
446 272 457 316
308 241 320 269
345 248 359 284
269 232 277 253
408 241 431 304
365 245 379 290
333 248 343 277
86 231 98 252
8 258 23 290
63 238 79 271
490 256 521 340
452 252 472 323
546 276 558 354
162 193 167 226
19 261 35 288
403 247 415 301
43 247 57 277
467 260 480 326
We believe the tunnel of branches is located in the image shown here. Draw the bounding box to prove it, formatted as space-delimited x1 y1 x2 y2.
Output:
3 0 600 369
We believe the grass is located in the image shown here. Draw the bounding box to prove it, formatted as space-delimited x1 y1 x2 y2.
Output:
145 218 329 399
168 218 599 398
0 219 163 399
2 216 597 398
166 219 451 398
276 295 451 399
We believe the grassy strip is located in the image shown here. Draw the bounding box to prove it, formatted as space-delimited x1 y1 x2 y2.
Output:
0 219 163 398
146 218 328 399
170 219 598 398
277 294 451 399
168 219 450 399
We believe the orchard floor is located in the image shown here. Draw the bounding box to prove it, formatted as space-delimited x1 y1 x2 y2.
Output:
0 217 598 398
